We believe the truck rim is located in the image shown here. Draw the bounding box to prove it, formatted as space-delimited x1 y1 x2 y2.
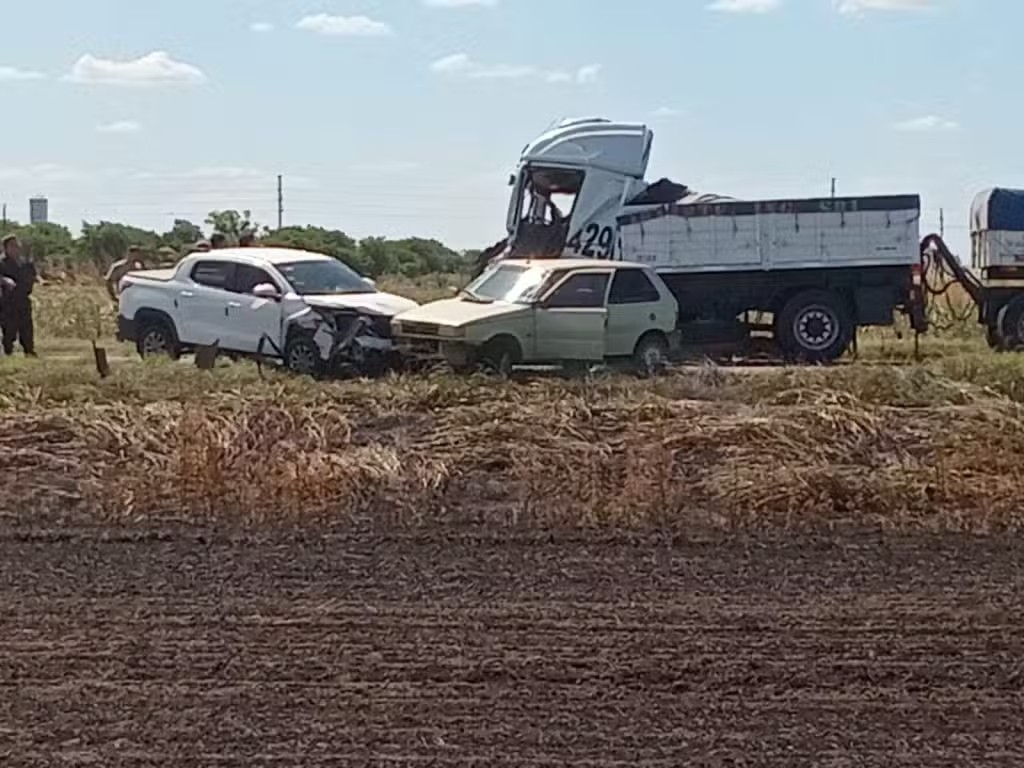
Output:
793 305 839 352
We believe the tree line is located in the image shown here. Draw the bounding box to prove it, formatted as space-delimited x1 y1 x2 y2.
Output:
0 209 479 278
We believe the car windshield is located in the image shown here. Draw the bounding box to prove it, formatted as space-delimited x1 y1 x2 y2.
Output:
276 259 373 296
462 264 554 304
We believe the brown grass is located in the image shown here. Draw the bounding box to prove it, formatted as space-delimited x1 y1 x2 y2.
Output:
4 279 1023 533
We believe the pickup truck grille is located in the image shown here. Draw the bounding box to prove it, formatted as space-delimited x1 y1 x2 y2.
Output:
399 321 440 337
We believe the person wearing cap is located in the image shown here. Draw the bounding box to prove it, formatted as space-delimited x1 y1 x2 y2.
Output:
0 234 37 356
105 245 146 302
156 245 180 267
238 230 257 247
210 233 228 250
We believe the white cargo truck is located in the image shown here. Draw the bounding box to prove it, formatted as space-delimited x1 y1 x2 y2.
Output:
483 117 929 362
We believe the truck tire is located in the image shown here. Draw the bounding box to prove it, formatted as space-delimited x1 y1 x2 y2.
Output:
997 296 1024 350
284 332 325 377
776 289 854 363
136 319 181 360
632 332 669 378
480 336 521 378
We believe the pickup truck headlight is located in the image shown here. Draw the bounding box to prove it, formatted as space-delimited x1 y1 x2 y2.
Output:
438 326 466 339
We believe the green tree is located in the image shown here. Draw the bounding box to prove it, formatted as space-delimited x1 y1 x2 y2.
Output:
162 219 204 251
205 209 255 241
13 222 75 263
77 222 161 268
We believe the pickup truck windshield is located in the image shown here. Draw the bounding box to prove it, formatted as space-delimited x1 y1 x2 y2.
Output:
276 260 373 296
463 264 554 304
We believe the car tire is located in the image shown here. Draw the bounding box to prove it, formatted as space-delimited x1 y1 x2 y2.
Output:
136 319 181 360
997 297 1024 350
284 332 325 377
775 289 853 363
632 332 669 378
480 336 521 378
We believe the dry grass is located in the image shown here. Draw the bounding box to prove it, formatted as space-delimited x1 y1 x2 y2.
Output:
3 352 1024 533
5 278 1023 533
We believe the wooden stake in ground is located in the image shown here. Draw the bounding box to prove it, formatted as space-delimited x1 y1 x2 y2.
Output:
195 341 219 371
91 341 110 379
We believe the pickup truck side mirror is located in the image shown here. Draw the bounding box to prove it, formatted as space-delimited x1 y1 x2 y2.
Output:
362 276 376 289
252 282 281 300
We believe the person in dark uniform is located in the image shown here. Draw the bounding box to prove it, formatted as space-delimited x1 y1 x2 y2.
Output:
210 233 228 249
0 234 37 356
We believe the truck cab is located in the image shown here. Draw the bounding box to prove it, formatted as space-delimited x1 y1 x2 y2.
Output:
505 118 653 261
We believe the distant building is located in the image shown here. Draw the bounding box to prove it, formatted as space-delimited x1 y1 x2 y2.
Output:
29 196 48 225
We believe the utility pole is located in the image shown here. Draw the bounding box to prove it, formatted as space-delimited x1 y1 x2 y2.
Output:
277 175 284 230
940 207 945 238
1 203 6 232
830 178 836 199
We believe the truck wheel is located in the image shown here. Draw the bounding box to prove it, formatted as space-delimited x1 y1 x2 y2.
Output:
633 332 669 378
284 333 325 377
137 320 180 360
776 290 853 363
997 297 1024 350
480 336 521 378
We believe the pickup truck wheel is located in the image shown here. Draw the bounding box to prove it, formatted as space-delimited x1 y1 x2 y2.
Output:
633 332 669 378
776 290 853 363
137 321 180 360
284 333 324 377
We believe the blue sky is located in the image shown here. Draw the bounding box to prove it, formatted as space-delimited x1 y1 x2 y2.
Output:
0 0 1009 253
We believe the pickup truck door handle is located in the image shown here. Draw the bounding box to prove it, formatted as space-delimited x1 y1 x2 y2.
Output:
180 290 194 298
227 301 242 308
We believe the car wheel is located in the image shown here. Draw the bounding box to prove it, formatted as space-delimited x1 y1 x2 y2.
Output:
137 321 180 360
284 333 324 377
997 296 1024 350
776 289 853 363
480 337 521 378
632 332 669 378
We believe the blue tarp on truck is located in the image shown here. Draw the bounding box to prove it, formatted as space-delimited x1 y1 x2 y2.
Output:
971 188 1024 232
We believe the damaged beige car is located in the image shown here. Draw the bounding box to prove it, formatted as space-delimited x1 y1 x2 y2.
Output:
391 259 680 376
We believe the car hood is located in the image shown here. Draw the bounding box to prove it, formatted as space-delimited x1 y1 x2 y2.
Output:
395 297 531 327
304 291 418 316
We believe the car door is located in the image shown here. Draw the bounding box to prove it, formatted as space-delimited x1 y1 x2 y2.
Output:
605 267 664 356
533 270 611 362
180 260 236 346
224 263 286 354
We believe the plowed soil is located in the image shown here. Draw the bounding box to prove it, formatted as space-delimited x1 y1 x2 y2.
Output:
2 525 1023 766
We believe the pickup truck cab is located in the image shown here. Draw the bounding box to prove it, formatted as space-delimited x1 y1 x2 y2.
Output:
391 258 679 375
117 247 418 375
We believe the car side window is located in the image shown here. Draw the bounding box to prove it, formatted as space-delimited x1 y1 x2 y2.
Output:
609 268 660 305
191 260 234 289
232 264 276 294
544 272 610 309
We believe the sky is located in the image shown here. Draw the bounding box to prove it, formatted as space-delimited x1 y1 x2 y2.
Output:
0 0 1012 255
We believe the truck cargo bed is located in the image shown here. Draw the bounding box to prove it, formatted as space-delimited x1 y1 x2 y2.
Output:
617 195 921 273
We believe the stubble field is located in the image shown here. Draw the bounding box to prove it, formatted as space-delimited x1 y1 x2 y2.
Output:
2 279 1024 765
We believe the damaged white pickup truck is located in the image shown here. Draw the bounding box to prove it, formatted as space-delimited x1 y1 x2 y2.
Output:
116 247 418 376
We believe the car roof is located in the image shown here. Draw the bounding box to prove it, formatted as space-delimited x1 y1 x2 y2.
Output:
498 258 650 270
189 247 334 267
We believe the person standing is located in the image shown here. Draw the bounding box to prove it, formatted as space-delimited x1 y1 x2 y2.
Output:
104 244 146 302
0 234 37 357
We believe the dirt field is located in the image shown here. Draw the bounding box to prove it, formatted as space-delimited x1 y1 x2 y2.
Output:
2 524 1023 767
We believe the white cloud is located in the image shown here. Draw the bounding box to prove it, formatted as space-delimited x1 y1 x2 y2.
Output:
0 66 46 81
836 0 939 14
96 120 142 134
0 164 81 182
352 160 422 173
250 21 274 33
423 0 497 5
296 14 393 36
894 115 959 132
65 52 206 87
432 54 600 85
708 0 781 12
651 106 683 118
